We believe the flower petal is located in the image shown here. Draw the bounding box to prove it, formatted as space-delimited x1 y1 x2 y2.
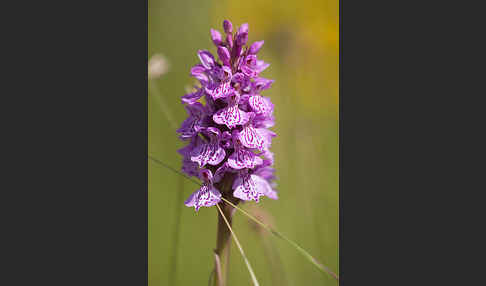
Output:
185 185 222 211
184 190 198 207
206 81 234 100
227 148 263 169
198 50 215 69
181 88 204 104
248 95 271 115
249 40 264 54
190 64 208 85
252 77 274 92
176 116 197 139
232 174 264 202
191 143 226 167
255 60 269 73
252 175 278 200
239 125 266 151
257 128 276 148
213 105 250 129
181 156 199 177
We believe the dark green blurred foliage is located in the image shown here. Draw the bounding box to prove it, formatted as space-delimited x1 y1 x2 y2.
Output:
149 0 338 285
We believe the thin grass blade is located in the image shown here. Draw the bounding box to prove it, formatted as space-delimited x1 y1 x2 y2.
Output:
216 204 260 286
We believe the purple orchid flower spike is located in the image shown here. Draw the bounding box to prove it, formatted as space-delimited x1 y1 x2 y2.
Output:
184 169 222 211
190 127 226 167
178 20 277 212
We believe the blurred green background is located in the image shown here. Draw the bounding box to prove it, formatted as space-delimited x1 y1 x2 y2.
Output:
149 0 338 285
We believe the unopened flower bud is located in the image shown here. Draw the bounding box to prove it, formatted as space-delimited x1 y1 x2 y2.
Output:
210 29 222 46
236 32 248 46
223 20 233 34
217 46 231 66
238 23 249 34
226 33 233 49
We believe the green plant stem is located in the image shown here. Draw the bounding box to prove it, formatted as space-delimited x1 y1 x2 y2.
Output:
216 204 260 286
214 200 233 286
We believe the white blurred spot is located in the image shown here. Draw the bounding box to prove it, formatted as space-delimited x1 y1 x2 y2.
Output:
148 53 169 79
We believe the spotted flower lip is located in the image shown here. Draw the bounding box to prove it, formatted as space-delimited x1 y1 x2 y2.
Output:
184 169 222 211
206 81 234 100
227 134 263 169
190 128 226 167
232 171 278 202
204 66 235 100
212 93 250 129
232 171 264 202
178 20 278 210
238 118 267 151
248 94 272 115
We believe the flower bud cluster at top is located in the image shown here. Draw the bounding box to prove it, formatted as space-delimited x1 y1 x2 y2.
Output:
177 20 277 211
